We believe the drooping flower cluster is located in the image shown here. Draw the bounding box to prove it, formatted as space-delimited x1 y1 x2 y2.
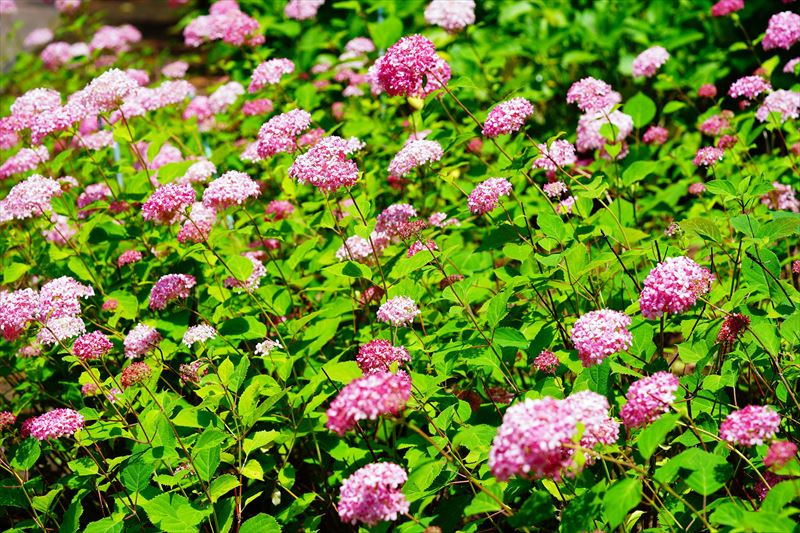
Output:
533 140 577 171
182 324 217 347
424 0 475 32
570 309 632 366
338 462 410 526
620 372 680 428
289 136 360 192
377 296 420 326
388 140 443 177
639 257 714 319
761 182 799 212
120 361 152 388
249 59 295 92
325 371 412 435
468 177 512 215
376 35 450 98
762 11 800 50
482 98 535 138
719 405 781 446
256 109 312 158
202 171 260 209
123 323 162 359
357 339 411 375
632 46 669 78
489 391 618 481
149 274 196 310
72 331 113 361
23 409 84 440
728 76 771 99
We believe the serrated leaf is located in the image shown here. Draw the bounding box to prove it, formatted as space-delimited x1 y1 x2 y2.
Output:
604 478 642 529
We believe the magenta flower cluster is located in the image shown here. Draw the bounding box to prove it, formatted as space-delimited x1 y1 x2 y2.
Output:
639 257 714 319
719 405 781 446
325 371 412 435
356 339 411 375
620 372 680 428
376 34 450 98
23 408 84 440
338 462 410 526
468 177 512 214
570 309 632 366
482 97 534 138
376 296 420 326
149 274 196 310
72 331 113 361
289 136 360 192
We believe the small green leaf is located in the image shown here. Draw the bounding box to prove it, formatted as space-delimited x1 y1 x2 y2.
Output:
624 92 657 128
209 474 240 503
11 439 40 470
121 461 153 493
604 478 643 529
636 413 679 460
240 513 281 533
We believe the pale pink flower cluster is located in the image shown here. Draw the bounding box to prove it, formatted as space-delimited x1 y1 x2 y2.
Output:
43 214 76 245
388 140 443 177
284 0 325 20
0 0 17 14
0 146 50 179
693 146 724 166
764 441 797 469
325 371 411 435
428 212 460 227
620 372 680 428
182 324 217 347
632 46 669 78
177 160 217 185
162 61 189 78
376 296 420 326
149 274 196 310
407 239 437 257
23 409 84 440
0 174 62 222
72 68 140 114
756 90 800 123
720 405 781 446
338 462 409 526
40 41 88 69
639 257 714 319
256 109 312 158
376 204 418 237
72 331 113 361
242 98 274 116
468 177 512 214
784 57 800 74
266 200 294 220
357 340 411 375
533 140 576 171
489 390 618 481
0 289 39 341
728 75 771 99
202 170 260 209
711 0 743 16
335 235 381 262
37 315 86 345
114 81 196 121
762 11 800 50
77 184 112 212
699 112 732 136
567 77 620 113
376 35 451 98
184 1 263 47
24 28 54 48
289 136 360 192
576 109 633 153
482 98 534 138
38 277 94 321
117 250 143 267
141 183 195 224
249 59 295 92
123 323 162 359
761 182 799 212
255 338 282 356
90 24 141 53
209 81 245 114
424 0 475 32
177 202 217 243
570 309 632 366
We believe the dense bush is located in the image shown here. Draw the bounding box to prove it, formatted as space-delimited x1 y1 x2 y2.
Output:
1 0 799 531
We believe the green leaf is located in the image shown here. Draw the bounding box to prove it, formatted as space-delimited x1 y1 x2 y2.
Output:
756 217 800 241
209 474 240 503
662 101 686 114
3 262 30 284
240 513 281 533
538 213 567 243
218 317 266 342
140 493 211 533
83 517 124 533
604 478 643 529
243 430 280 455
681 217 721 243
636 413 678 460
241 459 264 481
321 360 362 384
121 461 153 493
192 447 221 482
622 161 658 187
485 289 512 329
493 327 529 349
227 255 254 283
11 439 40 470
624 92 657 128
367 16 403 50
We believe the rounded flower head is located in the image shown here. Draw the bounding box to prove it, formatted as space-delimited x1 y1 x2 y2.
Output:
248 59 295 92
73 68 139 113
533 140 576 171
120 361 152 388
715 313 750 349
698 84 717 98
289 136 360 192
265 200 293 220
242 98 273 116
576 109 633 153
570 309 632 366
72 331 113 361
639 257 713 319
256 109 312 158
180 360 208 384
761 182 799 212
567 77 619 113
24 408 84 440
338 462 409 526
0 289 39 341
284 0 325 20
178 202 217 243
489 391 618 481
720 405 781 446
325 371 411 435
124 323 161 359
388 140 443 177
38 276 94 320
38 316 86 345
149 274 196 310
785 57 800 74
728 76 771 99
756 90 800 123
533 350 559 374
693 146 724 167
377 296 420 326
468 177 512 215
376 204 418 237
764 441 797 469
482 98 534 138
182 324 216 347
117 250 143 267
0 174 62 222
762 11 800 51
255 338 282 356
377 34 449 97
711 0 743 16
0 146 50 179
141 183 195 225
0 411 16 430
202 171 260 209
357 339 411 375
620 372 680 428
424 0 475 32
643 125 669 145
632 46 669 78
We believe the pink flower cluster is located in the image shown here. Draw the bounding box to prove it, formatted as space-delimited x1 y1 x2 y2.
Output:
576 109 633 153
468 177 512 214
716 313 750 348
377 296 420 326
162 61 189 78
23 408 84 440
533 350 559 374
284 0 325 20
533 140 576 171
249 59 295 92
764 441 797 469
761 182 799 212
338 462 409 526
0 289 39 341
265 200 294 220
567 77 620 113
643 125 669 145
0 411 15 430
117 250 143 267
123 323 162 359
289 136 360 192
756 90 800 123
632 46 669 78
120 361 152 388
149 274 196 310
0 146 49 179
177 202 217 243
40 41 88 69
184 1 263 47
182 324 217 347
489 390 618 481
326 371 411 435
116 80 196 121
242 98 274 116
357 339 411 375
762 11 800 50
570 309 632 366
202 171 260 209
728 75 771 99
620 372 680 428
141 183 195 225
720 405 781 446
256 109 312 158
639 256 713 319
388 140 443 177
424 0 476 32
72 331 113 361
693 146 724 166
376 35 451 98
482 98 534 138
710 0 743 16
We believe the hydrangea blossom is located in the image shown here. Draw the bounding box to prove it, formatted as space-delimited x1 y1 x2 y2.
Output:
533 140 576 171
698 83 718 98
711 0 743 16
120 361 152 388
639 257 714 319
388 140 443 177
377 296 420 326
0 411 16 430
533 350 559 374
764 441 797 469
141 183 195 225
0 289 39 340
284 0 325 20
289 136 360 192
377 35 450 98
762 11 800 50
756 90 800 123
576 110 633 153
24 409 84 440
325 371 411 435
242 98 274 116
468 177 512 214
38 315 86 345
224 253 267 293
693 146 724 166
761 182 799 212
357 340 411 375
424 0 475 32
249 59 295 92
256 109 312 158
338 463 410 526
720 405 781 446
570 309 632 366
162 60 189 78
149 274 196 310
182 324 216 347
202 171 260 209
184 2 263 47
620 372 680 428
482 98 535 138
643 125 669 145
567 77 620 113
728 76 771 99
632 46 669 78
0 146 50 179
72 331 113 361
124 323 162 359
